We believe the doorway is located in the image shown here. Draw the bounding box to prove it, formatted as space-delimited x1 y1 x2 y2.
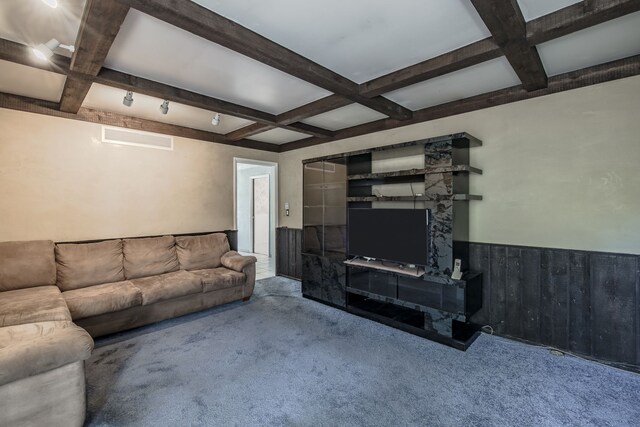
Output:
234 158 277 280
251 174 270 255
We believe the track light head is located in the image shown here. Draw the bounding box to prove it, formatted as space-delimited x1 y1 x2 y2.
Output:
123 91 134 107
32 38 75 61
159 100 169 115
41 0 58 8
211 113 220 126
32 38 59 60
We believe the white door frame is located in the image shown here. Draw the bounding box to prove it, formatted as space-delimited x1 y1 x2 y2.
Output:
250 174 270 254
233 158 278 256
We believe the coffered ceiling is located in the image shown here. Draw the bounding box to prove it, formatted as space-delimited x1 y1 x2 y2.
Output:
0 0 639 153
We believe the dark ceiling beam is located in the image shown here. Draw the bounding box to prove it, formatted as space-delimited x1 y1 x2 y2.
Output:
116 0 412 120
527 0 640 45
95 68 333 138
360 38 503 97
471 0 548 91
226 123 277 141
0 38 334 139
280 54 640 152
59 0 130 113
0 91 280 153
226 95 351 141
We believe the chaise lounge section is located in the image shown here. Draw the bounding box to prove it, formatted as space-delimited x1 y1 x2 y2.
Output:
0 232 256 426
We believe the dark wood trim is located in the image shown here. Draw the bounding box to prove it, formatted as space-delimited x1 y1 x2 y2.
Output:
360 38 503 97
277 95 353 124
471 0 548 91
70 0 130 76
226 123 277 141
59 0 130 113
95 68 275 123
58 77 93 114
0 92 281 152
116 0 412 120
528 0 640 45
280 54 640 152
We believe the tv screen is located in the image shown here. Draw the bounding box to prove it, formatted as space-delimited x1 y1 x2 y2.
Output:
348 208 429 266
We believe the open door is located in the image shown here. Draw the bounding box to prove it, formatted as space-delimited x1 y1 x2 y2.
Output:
251 175 270 255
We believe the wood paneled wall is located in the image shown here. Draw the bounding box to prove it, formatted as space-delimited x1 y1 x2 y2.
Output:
277 227 639 370
469 243 639 370
276 227 302 279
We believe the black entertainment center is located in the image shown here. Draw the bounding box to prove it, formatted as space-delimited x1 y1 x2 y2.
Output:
302 133 483 349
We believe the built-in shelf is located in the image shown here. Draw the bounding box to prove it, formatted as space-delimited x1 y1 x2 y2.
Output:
348 168 426 181
347 165 482 182
426 165 483 175
344 258 424 277
347 194 482 202
346 287 466 320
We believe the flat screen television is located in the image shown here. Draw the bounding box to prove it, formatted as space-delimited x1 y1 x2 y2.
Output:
348 208 429 266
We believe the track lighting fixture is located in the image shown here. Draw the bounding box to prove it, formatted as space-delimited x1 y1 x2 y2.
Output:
123 91 134 107
211 113 221 126
159 100 169 115
32 38 74 61
41 0 58 8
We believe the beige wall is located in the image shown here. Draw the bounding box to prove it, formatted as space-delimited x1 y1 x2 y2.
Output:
279 75 640 255
2 76 639 253
0 109 278 242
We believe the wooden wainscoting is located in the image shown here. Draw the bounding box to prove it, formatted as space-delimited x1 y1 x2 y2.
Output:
469 243 639 371
276 227 302 280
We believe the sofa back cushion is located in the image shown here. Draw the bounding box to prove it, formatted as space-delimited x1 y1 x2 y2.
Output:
123 235 179 279
55 240 124 291
0 240 56 291
175 233 229 270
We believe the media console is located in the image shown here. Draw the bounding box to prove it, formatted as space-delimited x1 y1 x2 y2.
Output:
301 133 483 350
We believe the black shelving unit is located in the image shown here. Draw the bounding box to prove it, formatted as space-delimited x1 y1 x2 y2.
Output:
301 133 484 349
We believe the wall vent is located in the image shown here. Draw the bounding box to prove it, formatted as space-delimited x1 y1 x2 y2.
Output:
102 126 173 151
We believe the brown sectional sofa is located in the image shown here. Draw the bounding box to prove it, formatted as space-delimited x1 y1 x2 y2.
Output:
0 232 256 427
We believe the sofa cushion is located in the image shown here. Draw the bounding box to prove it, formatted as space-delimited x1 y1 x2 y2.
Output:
56 239 124 291
175 233 229 271
220 251 257 272
62 281 142 320
0 286 71 327
0 240 56 292
191 267 246 293
0 321 93 387
130 270 203 305
123 235 179 280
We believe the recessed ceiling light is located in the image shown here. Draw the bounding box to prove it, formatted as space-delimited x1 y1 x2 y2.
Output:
123 91 134 107
41 0 58 8
159 100 169 115
212 113 220 126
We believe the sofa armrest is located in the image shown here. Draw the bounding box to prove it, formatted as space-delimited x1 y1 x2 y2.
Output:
220 251 257 272
0 321 94 387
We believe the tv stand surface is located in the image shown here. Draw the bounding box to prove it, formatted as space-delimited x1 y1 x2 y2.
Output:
344 258 424 278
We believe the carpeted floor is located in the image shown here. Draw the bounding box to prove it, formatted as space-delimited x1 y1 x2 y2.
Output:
86 277 640 426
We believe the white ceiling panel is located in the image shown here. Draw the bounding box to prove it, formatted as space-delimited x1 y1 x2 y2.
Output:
384 57 521 111
517 0 581 21
538 12 640 77
0 60 66 102
192 0 491 83
301 104 387 131
0 0 85 55
247 128 308 145
82 83 254 134
105 10 331 115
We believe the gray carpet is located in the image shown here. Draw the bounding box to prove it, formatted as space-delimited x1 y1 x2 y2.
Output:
86 277 640 426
